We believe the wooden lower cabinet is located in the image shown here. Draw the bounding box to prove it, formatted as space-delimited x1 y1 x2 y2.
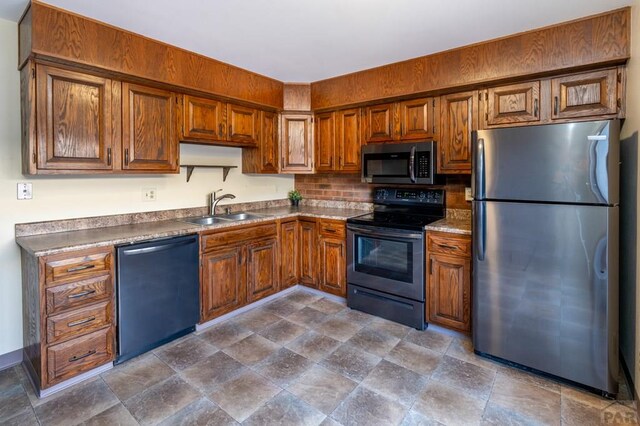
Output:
200 222 279 323
246 237 279 302
426 232 471 332
21 246 116 394
201 245 245 321
299 219 317 287
317 220 347 297
280 220 299 288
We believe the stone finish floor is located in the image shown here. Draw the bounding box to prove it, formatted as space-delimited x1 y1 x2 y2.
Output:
0 289 638 425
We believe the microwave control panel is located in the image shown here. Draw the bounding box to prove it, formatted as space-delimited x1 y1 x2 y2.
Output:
416 152 431 178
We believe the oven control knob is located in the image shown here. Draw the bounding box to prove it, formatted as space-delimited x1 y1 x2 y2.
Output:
418 191 425 199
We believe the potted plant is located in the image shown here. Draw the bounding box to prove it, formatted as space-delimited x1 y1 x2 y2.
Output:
288 189 303 207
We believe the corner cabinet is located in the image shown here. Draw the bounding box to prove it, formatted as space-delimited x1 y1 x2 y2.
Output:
280 113 314 173
21 246 116 395
23 62 179 175
426 231 472 332
438 91 478 174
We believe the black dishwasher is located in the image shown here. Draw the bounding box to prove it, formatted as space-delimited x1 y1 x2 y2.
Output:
115 234 199 364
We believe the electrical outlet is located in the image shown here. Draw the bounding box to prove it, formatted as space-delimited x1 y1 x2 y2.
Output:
465 187 473 201
17 183 32 200
142 188 156 201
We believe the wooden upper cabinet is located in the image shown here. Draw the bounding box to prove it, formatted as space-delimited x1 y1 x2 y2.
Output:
241 110 279 174
336 108 361 172
365 102 397 143
281 113 313 173
180 95 224 143
35 64 115 171
484 81 540 126
551 69 618 120
227 104 258 145
400 97 438 140
315 112 335 172
121 82 178 172
439 91 477 174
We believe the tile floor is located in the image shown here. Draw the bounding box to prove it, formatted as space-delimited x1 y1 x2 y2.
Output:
0 289 638 425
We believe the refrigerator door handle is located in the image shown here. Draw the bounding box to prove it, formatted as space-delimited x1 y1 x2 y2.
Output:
473 137 485 199
476 201 486 261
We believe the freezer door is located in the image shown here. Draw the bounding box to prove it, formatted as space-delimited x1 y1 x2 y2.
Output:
472 201 619 394
473 120 620 204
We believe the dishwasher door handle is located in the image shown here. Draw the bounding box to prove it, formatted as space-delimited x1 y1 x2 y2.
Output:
121 236 197 256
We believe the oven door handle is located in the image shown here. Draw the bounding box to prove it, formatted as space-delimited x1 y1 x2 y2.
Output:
347 225 423 240
409 146 417 183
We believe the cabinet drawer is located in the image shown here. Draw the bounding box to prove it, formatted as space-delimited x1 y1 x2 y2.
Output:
44 249 113 285
46 327 114 386
318 219 346 238
202 222 276 252
427 233 471 257
46 275 112 315
46 301 112 344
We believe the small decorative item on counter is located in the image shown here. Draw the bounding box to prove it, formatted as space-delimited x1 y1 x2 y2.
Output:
288 189 303 207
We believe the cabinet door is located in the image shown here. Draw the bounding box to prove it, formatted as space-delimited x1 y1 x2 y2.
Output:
551 69 618 120
365 102 398 143
400 97 438 140
318 237 346 297
122 83 178 172
281 113 313 173
241 110 279 174
227 103 258 145
246 238 279 302
201 245 245 322
336 108 361 172
315 112 335 172
36 65 115 171
280 220 299 288
485 81 540 126
181 95 225 142
428 253 471 332
439 91 477 174
299 220 317 287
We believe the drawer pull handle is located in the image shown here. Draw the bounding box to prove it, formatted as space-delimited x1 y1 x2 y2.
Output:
324 229 337 233
67 317 96 327
69 350 96 363
68 290 96 299
67 264 96 273
436 244 458 250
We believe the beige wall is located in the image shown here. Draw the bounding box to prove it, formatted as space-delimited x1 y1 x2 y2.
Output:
620 1 640 398
0 18 294 356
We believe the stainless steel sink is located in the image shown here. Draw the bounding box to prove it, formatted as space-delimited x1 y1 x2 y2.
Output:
220 212 264 221
179 216 233 226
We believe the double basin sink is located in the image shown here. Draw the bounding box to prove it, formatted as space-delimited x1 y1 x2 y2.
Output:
179 212 267 226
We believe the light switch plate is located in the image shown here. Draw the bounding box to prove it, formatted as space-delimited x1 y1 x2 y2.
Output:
465 187 472 201
17 183 33 200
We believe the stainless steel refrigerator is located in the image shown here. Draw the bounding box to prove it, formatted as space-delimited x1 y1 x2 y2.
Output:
472 120 620 396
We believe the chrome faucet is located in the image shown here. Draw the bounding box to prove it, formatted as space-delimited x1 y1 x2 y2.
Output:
210 190 236 215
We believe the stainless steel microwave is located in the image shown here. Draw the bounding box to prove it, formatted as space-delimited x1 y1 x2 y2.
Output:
361 141 441 184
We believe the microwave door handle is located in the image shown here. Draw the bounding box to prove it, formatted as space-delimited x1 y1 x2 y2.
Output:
409 146 417 183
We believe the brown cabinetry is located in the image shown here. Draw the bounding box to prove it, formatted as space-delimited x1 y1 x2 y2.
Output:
438 91 477 174
200 222 279 322
24 62 179 175
21 246 116 394
317 220 347 297
365 98 438 144
299 218 318 287
484 81 541 126
281 113 314 173
551 69 619 120
315 108 363 173
280 219 299 288
426 232 471 332
122 83 178 172
242 110 279 173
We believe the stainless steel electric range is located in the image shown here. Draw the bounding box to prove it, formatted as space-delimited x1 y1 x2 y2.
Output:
346 187 445 329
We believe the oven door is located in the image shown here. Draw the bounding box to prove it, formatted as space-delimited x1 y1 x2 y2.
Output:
347 224 425 301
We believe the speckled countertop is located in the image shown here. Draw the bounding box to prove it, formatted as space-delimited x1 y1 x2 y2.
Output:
16 206 371 256
425 218 472 235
